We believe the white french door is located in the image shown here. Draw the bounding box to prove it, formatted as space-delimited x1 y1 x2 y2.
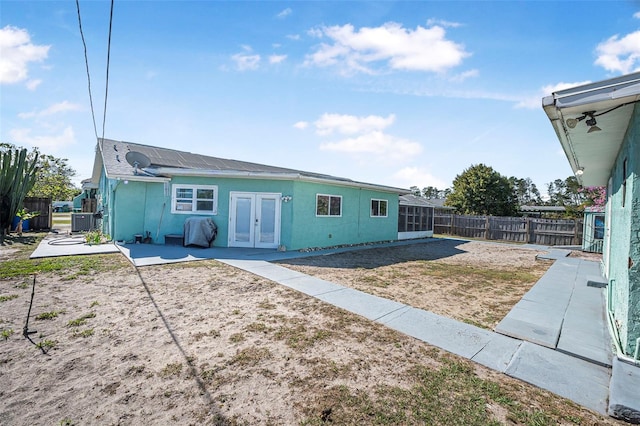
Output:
229 192 281 249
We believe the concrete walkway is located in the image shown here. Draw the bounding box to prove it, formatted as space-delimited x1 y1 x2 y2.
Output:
28 235 639 420
219 256 615 415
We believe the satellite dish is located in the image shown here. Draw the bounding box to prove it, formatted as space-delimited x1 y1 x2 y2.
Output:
125 151 151 174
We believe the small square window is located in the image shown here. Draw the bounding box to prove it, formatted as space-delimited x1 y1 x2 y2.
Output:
371 199 388 217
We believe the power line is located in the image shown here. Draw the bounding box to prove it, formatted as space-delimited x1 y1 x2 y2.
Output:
75 0 98 141
101 0 114 141
75 0 115 143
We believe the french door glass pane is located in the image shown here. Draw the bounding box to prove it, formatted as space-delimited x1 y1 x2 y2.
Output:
235 198 252 242
259 198 276 243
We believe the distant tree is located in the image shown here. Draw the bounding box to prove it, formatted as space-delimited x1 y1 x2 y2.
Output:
422 186 440 199
0 143 79 201
0 146 39 241
28 153 80 201
508 176 542 206
546 176 586 207
409 186 422 197
446 164 517 216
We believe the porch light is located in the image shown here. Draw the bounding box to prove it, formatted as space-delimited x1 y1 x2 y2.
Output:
566 111 600 133
575 167 584 176
566 100 640 133
585 113 601 133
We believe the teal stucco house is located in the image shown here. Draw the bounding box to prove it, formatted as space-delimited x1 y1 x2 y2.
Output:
543 72 640 360
90 138 410 251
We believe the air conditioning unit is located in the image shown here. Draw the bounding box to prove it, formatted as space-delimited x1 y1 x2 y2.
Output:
71 213 95 232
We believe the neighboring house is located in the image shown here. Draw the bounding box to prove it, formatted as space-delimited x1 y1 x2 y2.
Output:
73 178 98 212
582 206 605 254
90 138 410 251
543 71 640 358
398 194 435 240
424 197 455 216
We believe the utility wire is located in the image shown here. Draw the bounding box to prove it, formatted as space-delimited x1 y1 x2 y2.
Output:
75 0 99 141
101 0 114 141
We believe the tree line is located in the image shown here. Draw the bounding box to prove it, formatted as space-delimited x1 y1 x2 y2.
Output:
411 163 605 218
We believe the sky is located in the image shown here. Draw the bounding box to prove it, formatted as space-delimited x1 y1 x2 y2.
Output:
2 1 640 196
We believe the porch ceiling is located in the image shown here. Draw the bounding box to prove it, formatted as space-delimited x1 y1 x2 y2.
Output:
543 72 640 187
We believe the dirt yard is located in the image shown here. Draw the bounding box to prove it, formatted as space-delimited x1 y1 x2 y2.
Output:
0 237 618 425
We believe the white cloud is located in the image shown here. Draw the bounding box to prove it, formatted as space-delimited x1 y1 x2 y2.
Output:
314 113 395 135
393 166 449 189
277 8 292 19
9 126 76 151
231 52 261 71
304 22 469 74
320 130 422 160
293 121 308 130
18 100 82 119
0 25 50 85
634 12 640 19
286 34 301 41
26 79 42 91
448 69 478 83
594 30 640 74
515 81 592 109
426 18 463 28
269 54 287 64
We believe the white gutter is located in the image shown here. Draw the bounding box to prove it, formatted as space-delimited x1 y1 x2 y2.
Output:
549 72 640 108
108 174 171 183
149 167 411 194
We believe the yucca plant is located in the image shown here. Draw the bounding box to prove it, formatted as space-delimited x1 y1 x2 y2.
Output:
0 147 39 242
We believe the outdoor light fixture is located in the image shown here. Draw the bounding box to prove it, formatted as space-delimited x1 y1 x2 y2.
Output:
585 113 601 133
565 100 640 134
575 167 585 176
566 118 578 128
566 111 600 133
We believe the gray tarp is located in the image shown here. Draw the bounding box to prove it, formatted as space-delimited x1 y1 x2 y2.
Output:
183 217 217 247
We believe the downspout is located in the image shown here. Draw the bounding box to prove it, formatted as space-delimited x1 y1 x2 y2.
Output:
111 179 122 242
606 279 640 364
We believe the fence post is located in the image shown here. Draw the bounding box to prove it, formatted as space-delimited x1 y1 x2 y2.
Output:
485 216 490 240
573 218 579 245
452 214 457 235
525 217 530 243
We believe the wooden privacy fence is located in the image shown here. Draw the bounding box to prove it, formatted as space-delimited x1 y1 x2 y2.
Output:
22 197 52 230
434 214 584 246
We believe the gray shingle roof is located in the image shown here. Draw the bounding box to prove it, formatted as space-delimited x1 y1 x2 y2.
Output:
399 194 437 207
97 138 409 194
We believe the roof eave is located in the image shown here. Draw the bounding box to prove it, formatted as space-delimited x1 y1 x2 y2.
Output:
543 72 640 187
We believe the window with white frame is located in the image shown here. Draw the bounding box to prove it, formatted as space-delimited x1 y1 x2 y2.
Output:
371 199 388 217
172 184 218 214
316 194 342 217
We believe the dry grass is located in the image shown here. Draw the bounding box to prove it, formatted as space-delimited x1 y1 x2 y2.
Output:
277 239 552 329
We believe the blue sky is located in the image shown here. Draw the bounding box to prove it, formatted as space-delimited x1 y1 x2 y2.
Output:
2 1 639 195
